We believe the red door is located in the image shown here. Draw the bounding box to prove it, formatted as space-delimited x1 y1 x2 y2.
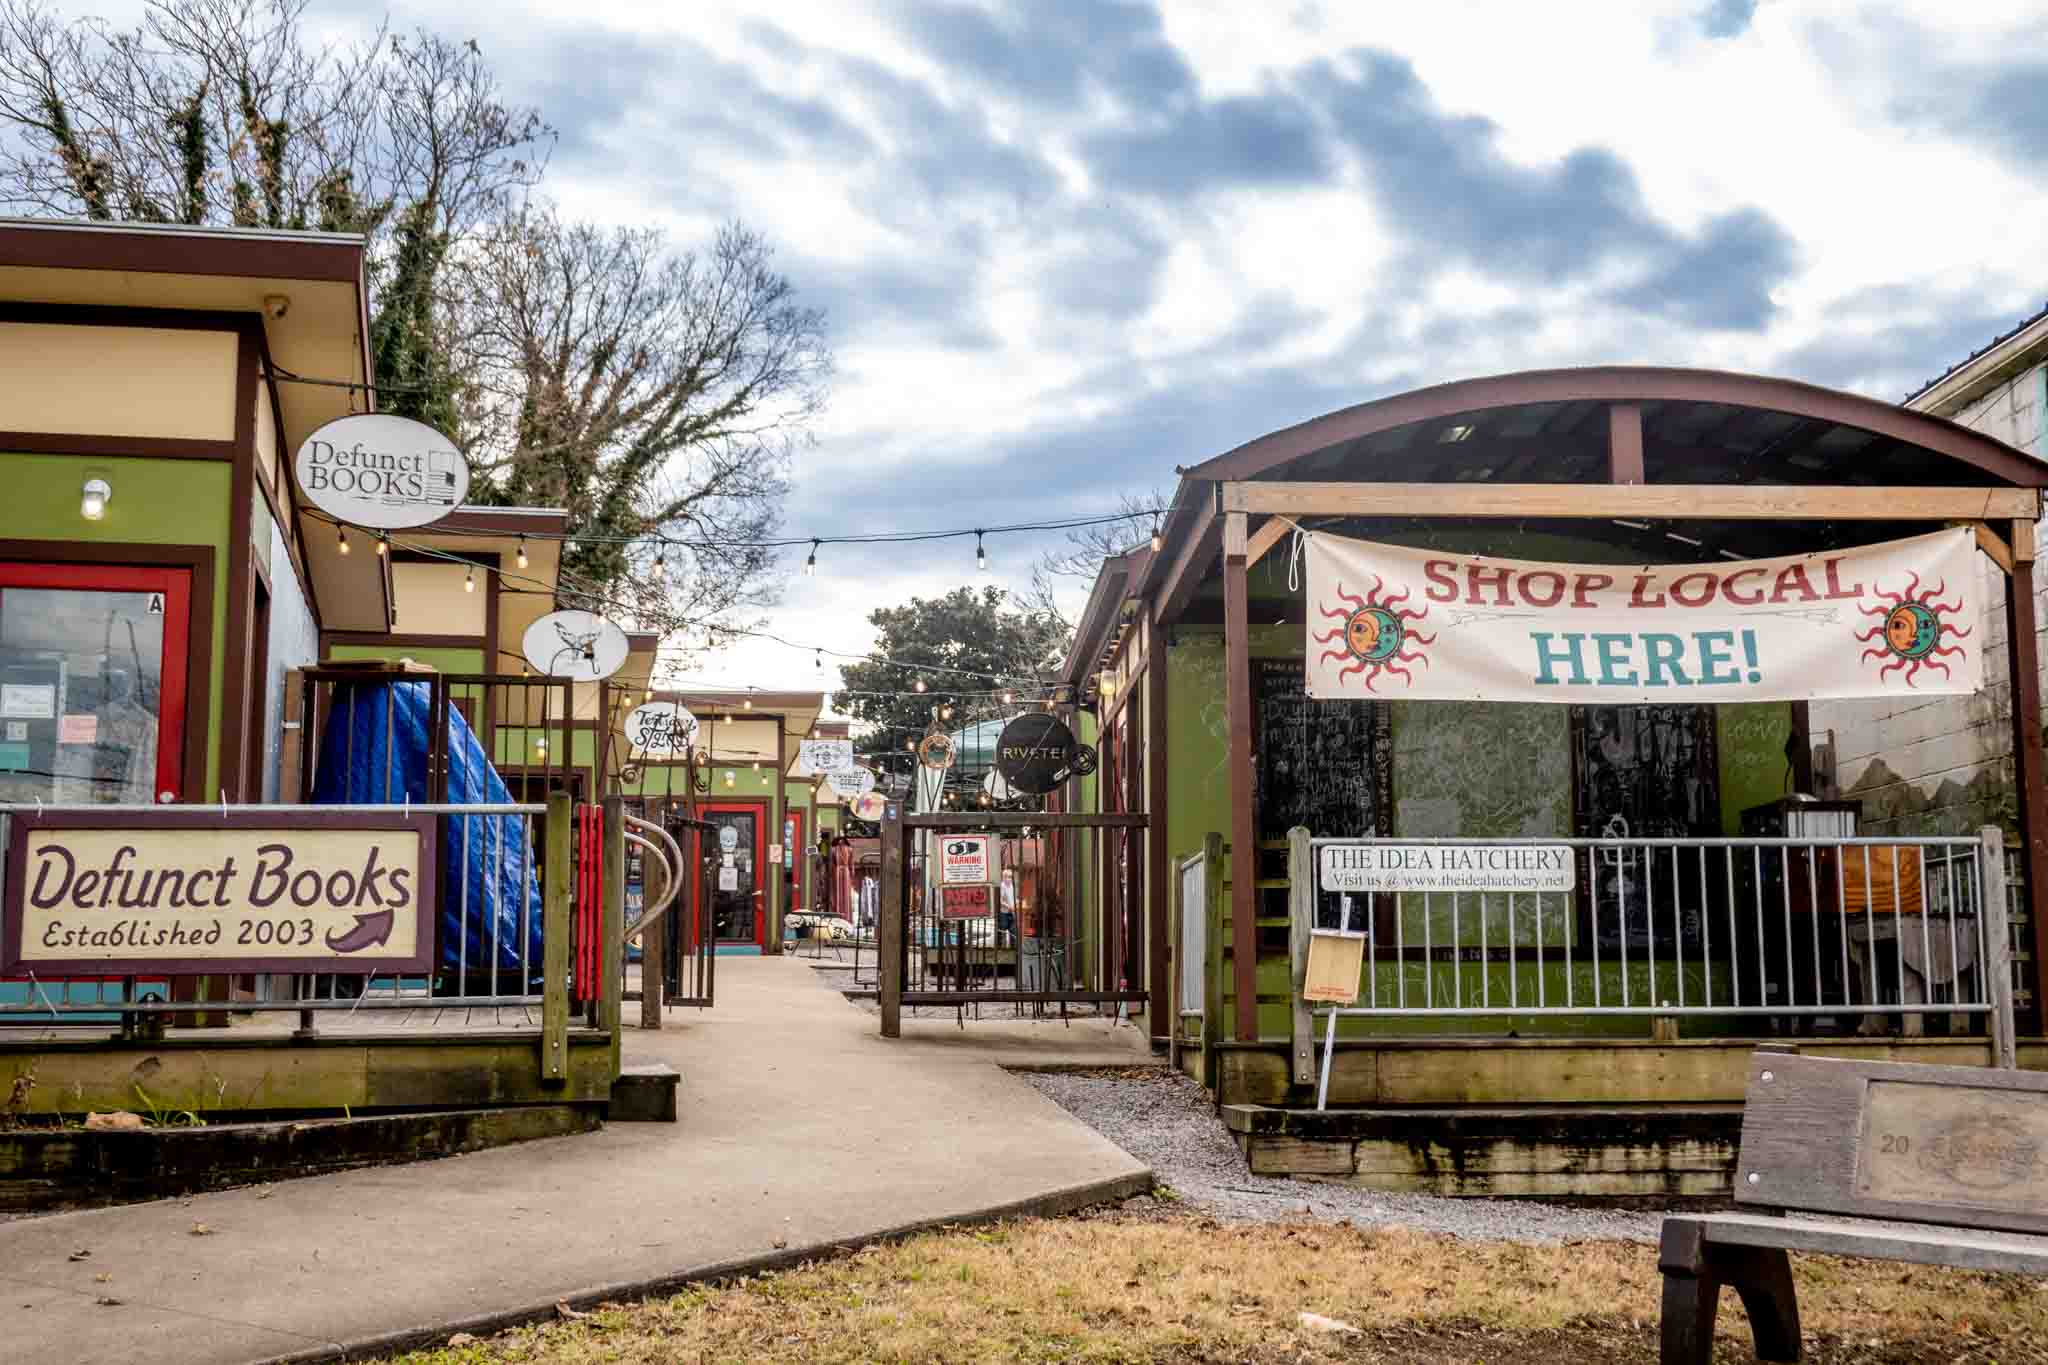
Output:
0 561 192 806
700 802 767 945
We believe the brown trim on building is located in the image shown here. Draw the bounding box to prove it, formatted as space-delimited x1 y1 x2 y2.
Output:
0 431 234 460
432 508 572 535
1187 367 2048 489
0 538 215 802
322 631 490 651
0 224 362 284
219 322 262 799
1144 606 1170 1043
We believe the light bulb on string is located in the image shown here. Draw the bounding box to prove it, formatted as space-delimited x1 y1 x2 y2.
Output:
1001 689 1015 705
516 536 528 570
1150 517 1163 554
337 525 351 556
805 540 818 577
913 678 927 694
743 690 753 710
464 566 475 593
814 649 822 671
975 531 987 572
653 545 667 579
375 534 387 557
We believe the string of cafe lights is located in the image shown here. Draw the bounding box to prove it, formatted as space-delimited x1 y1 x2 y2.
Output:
352 523 1092 700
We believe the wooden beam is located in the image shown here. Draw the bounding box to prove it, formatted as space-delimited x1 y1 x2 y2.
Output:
1245 516 1291 570
2005 526 2048 1029
878 807 904 1039
1975 522 2016 576
1154 490 1220 626
1145 606 1171 1046
2015 517 2037 564
1222 482 2041 522
1608 403 1644 485
1223 511 1258 1042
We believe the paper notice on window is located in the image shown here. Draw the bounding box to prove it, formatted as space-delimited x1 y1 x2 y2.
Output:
59 714 97 745
1 684 55 719
718 866 739 892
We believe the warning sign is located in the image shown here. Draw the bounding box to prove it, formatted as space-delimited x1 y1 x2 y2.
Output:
939 835 992 886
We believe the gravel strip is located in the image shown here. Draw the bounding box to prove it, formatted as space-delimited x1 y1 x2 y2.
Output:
1024 1068 1660 1245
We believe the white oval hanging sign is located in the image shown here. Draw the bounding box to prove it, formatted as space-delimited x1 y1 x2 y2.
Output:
294 414 470 530
827 767 876 798
853 791 888 822
522 610 631 681
625 701 697 755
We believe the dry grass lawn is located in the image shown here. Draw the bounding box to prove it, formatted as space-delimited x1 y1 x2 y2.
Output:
387 1213 2048 1364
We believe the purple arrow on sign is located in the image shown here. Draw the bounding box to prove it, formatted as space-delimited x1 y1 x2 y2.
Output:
324 908 393 954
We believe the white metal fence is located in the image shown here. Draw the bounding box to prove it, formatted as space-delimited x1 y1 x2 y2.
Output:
1299 827 2019 1108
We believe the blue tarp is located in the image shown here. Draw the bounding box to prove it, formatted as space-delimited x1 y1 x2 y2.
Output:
311 679 545 974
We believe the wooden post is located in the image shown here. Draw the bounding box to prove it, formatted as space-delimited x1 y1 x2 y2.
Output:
640 844 666 1029
1223 510 1258 1041
1146 608 1170 1046
602 794 625 1078
1201 831 1225 1094
541 791 572 1082
1288 826 1314 1087
879 805 905 1038
2005 520 2048 1024
1982 825 2017 1070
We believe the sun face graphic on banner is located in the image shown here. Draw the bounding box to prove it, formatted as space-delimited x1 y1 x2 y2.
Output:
1312 577 1435 691
1855 573 1972 686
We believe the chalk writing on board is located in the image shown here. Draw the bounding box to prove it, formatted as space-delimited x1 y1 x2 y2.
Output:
1254 658 1391 842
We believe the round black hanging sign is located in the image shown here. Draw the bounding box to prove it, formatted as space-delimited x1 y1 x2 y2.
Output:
993 713 1096 795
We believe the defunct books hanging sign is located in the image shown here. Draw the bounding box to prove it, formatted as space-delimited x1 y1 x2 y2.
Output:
1303 527 1982 705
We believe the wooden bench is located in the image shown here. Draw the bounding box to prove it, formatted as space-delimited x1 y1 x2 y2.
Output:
1659 1049 2048 1363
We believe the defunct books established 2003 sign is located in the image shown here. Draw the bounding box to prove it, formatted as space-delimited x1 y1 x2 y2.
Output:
1 810 437 974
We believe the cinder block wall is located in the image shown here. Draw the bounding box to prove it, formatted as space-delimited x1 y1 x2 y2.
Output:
1811 363 2047 835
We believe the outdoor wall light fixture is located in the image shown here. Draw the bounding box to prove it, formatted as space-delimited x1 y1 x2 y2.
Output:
533 734 548 759
724 769 736 787
80 474 111 521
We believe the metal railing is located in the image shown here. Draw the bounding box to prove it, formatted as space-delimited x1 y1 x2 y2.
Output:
1299 828 2020 1108
0 800 596 1030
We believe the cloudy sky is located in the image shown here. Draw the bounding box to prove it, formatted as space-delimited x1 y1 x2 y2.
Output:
77 1 2048 696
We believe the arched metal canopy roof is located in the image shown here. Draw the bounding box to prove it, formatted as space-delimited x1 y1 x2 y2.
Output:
1185 366 2048 489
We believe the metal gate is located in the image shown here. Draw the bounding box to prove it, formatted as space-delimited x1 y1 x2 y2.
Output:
621 811 714 1020
874 810 1149 1037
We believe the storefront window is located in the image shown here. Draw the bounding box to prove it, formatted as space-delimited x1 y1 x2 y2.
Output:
0 566 187 805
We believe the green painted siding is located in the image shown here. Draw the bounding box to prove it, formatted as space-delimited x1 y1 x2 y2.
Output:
1 453 232 796
324 643 485 675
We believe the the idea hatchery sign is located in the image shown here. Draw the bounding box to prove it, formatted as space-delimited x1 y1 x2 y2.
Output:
1303 527 1984 704
295 413 469 531
2 810 436 974
1319 843 1575 895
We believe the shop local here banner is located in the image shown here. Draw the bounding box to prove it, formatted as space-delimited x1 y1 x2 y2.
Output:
1303 527 1983 704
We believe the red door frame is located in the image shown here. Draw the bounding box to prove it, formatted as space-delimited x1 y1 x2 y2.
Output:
700 799 769 945
0 560 193 803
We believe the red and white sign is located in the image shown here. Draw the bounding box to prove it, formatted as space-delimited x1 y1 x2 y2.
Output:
939 835 993 886
1304 527 1984 704
940 885 993 920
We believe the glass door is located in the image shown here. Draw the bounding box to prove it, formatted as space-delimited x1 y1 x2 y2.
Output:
702 803 764 944
0 562 191 806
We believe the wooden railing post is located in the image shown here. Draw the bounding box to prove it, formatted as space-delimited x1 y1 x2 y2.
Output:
541 791 571 1082
1289 826 1314 1087
879 806 905 1038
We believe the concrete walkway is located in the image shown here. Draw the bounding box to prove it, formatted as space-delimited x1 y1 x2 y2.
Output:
2 957 1155 1365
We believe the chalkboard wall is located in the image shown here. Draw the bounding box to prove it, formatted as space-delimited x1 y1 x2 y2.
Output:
1253 657 1391 842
